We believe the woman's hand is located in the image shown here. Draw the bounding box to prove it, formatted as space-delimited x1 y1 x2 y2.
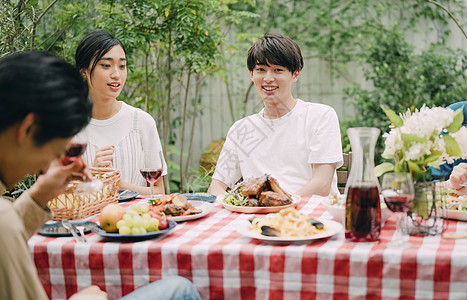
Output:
28 159 90 209
93 145 114 167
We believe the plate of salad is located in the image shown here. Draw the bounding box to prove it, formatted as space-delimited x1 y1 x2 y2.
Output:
445 192 467 221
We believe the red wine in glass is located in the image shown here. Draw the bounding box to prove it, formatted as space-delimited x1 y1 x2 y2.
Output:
64 143 87 162
140 168 162 199
381 172 415 248
140 169 162 183
62 142 103 195
384 195 414 212
345 184 381 243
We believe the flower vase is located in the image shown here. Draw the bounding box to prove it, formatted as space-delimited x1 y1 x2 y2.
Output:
404 181 447 236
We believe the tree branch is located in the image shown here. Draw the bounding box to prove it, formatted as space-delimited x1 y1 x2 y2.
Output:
427 0 467 41
35 0 59 25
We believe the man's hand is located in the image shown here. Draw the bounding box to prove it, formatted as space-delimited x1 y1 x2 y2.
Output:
93 145 114 167
449 163 467 193
208 179 228 196
28 159 90 209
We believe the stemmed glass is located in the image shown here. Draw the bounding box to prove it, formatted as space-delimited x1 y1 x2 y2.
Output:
63 136 103 195
381 172 415 248
140 151 164 200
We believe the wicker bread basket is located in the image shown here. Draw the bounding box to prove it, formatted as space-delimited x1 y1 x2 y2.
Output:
49 167 121 220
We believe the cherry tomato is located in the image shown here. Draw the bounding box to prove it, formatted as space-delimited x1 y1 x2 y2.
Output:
150 212 168 229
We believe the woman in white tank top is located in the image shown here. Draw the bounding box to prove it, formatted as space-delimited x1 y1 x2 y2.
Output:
74 30 167 195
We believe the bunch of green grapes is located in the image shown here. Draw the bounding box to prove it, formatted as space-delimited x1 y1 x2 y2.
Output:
116 204 160 235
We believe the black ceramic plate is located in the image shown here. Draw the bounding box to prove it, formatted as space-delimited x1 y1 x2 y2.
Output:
37 221 97 237
91 220 177 242
181 193 216 203
118 190 139 202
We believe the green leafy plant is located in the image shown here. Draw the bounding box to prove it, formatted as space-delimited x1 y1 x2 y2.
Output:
185 166 216 193
341 26 467 163
3 174 37 199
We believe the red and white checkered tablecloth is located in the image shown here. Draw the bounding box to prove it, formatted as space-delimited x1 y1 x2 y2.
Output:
28 196 467 300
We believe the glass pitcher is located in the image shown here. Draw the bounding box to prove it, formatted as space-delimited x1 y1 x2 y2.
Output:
345 127 381 243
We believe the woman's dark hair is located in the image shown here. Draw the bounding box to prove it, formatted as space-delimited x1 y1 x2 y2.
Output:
0 51 92 145
75 30 126 79
247 33 304 74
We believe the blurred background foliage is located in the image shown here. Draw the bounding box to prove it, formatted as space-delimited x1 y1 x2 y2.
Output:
1 0 466 193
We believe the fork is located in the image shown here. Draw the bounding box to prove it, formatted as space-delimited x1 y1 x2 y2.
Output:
62 219 83 243
76 225 87 243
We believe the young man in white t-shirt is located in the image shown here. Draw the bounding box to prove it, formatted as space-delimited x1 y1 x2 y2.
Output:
208 33 343 196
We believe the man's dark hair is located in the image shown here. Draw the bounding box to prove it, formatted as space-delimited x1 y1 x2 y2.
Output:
75 30 126 79
0 51 92 145
247 33 304 74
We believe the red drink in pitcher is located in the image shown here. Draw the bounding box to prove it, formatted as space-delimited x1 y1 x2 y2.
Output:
345 184 381 242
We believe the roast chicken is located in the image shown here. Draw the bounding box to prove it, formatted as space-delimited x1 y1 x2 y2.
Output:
240 175 292 207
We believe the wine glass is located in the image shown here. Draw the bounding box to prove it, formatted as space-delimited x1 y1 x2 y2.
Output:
140 169 162 200
140 151 164 200
63 137 103 195
381 172 415 248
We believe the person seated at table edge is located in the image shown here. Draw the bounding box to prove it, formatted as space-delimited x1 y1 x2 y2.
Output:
208 33 343 197
0 51 200 300
74 30 167 195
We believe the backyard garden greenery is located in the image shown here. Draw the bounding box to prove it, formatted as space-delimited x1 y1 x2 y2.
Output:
1 0 466 194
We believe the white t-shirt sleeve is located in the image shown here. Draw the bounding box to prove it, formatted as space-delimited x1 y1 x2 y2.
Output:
306 105 343 168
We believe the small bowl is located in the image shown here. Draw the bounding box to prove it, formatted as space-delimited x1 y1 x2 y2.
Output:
322 194 392 224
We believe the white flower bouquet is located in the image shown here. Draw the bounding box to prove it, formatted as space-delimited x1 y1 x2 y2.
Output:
376 105 467 182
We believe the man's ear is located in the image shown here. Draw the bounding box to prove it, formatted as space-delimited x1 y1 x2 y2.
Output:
292 70 300 82
249 70 254 80
17 113 35 144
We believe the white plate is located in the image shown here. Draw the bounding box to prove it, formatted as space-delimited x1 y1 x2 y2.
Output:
222 195 300 214
118 190 139 202
236 219 342 244
167 201 214 222
445 209 467 221
181 193 216 203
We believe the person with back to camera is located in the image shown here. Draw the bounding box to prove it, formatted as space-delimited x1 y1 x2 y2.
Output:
0 51 200 300
208 33 343 197
74 30 167 195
